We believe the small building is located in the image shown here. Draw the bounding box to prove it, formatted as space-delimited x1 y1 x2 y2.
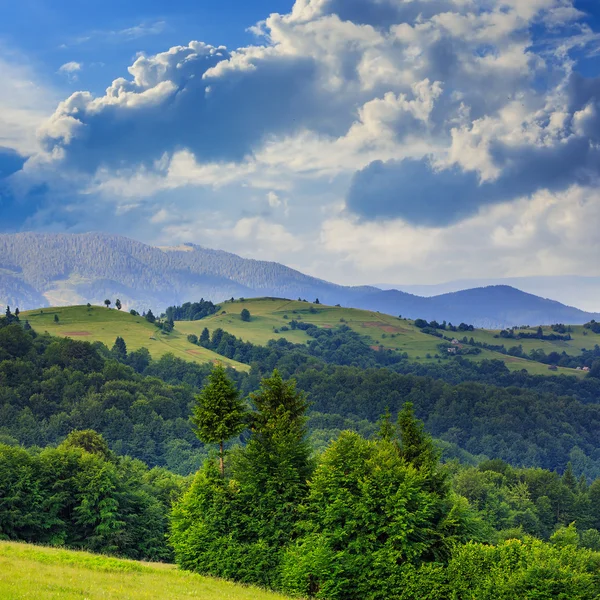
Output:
451 339 460 345
448 347 457 354
583 366 591 372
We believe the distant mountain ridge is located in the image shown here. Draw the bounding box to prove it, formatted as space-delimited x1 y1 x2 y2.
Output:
0 232 598 328
377 276 600 313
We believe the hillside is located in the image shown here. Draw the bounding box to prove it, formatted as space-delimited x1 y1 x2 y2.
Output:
28 299 586 377
2 232 599 327
0 542 290 600
23 305 248 372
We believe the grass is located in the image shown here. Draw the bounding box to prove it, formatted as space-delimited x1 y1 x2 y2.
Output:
22 299 593 378
22 305 249 372
176 298 586 377
0 541 290 600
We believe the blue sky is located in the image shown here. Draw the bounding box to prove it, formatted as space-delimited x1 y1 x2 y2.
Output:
1 0 600 285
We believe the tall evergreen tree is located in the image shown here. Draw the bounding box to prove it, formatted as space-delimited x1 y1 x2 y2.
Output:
200 327 210 346
111 336 127 361
191 365 247 476
233 370 313 551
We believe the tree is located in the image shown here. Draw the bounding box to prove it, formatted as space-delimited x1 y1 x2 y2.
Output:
397 403 440 470
200 327 210 346
191 365 247 476
145 309 156 324
54 314 59 324
14 308 19 319
314 298 320 305
241 309 251 322
104 299 111 309
111 336 127 361
115 299 122 311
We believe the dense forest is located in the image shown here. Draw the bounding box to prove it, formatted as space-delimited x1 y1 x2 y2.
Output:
2 311 600 596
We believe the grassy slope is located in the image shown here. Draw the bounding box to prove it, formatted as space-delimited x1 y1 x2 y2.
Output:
22 300 594 377
176 298 587 377
0 541 289 600
22 305 249 372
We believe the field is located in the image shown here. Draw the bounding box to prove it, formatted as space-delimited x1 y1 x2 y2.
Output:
0 541 290 600
22 305 249 372
177 298 586 377
21 299 595 378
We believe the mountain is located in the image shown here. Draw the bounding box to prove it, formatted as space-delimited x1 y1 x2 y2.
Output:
377 276 600 313
356 286 600 329
1 232 598 328
0 232 376 311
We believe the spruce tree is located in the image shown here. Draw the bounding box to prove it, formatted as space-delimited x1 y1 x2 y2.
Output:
191 365 246 476
199 327 210 346
233 370 313 551
111 336 127 361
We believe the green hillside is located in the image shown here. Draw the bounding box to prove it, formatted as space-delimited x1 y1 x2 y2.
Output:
22 299 594 377
23 305 249 372
176 298 586 377
0 541 290 600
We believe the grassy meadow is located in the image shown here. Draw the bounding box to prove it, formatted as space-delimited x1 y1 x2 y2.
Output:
177 298 586 377
0 541 290 600
22 305 249 372
21 299 594 377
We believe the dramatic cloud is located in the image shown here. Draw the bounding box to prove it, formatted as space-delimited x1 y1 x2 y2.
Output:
1 0 600 283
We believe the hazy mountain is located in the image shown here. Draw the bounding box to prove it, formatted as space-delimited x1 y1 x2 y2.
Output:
377 276 600 313
356 286 600 329
0 232 376 312
0 232 598 328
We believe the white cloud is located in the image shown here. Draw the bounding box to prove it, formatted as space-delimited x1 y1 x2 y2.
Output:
4 0 600 286
0 56 56 154
58 61 81 74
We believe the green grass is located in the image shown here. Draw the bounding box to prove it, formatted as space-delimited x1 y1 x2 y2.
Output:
177 298 587 377
0 541 290 600
22 305 249 372
22 300 594 378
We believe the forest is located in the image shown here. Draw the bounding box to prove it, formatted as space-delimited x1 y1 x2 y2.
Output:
1 310 600 596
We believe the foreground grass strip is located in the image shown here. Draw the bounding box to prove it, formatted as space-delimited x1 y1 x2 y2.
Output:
0 542 291 600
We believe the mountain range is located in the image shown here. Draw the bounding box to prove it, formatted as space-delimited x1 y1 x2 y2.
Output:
0 232 598 329
378 276 600 314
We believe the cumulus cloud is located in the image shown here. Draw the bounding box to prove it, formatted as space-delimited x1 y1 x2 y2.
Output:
2 0 600 283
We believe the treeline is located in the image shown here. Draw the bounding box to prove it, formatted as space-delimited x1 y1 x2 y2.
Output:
0 321 211 474
170 369 600 599
0 430 186 561
3 312 600 478
165 300 219 321
188 324 404 369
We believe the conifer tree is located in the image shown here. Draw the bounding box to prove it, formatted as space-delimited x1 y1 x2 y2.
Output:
199 327 210 346
111 336 127 361
191 365 246 476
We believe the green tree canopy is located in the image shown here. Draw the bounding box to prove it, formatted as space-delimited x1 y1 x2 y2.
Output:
191 365 247 476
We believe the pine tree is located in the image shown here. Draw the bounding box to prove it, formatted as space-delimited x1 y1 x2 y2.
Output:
191 365 247 476
111 337 127 361
115 299 122 311
377 407 395 441
199 327 210 346
232 370 313 551
397 402 440 471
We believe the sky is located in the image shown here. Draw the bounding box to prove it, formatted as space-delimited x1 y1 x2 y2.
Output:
1 0 600 286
